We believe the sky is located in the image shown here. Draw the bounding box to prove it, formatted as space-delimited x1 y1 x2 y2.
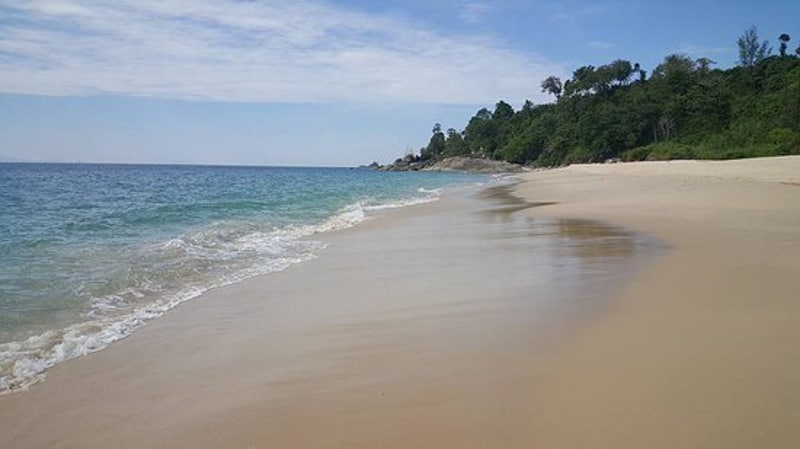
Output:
1 0 798 166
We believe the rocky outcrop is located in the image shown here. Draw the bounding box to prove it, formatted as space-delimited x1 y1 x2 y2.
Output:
422 156 524 174
366 156 524 174
377 159 428 171
355 161 382 170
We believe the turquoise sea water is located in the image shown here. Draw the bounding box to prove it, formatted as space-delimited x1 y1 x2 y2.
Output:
0 163 485 392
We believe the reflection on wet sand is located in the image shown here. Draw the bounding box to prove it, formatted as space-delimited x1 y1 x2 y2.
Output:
479 182 659 267
479 182 558 213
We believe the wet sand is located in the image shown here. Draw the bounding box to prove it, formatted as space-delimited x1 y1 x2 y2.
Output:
514 156 800 448
0 185 655 448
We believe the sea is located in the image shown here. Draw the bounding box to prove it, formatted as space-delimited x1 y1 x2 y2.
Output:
0 163 486 393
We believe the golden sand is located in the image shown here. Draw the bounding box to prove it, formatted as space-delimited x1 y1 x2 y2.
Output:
514 156 800 448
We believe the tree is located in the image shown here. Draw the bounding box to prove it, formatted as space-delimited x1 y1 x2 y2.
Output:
593 64 615 92
633 63 647 82
463 108 497 156
443 128 467 156
589 60 634 92
421 123 445 159
737 26 771 67
570 65 597 94
522 100 535 112
540 76 563 98
652 54 696 81
493 101 514 121
404 30 800 168
475 108 492 120
608 59 634 86
695 57 717 73
779 33 791 57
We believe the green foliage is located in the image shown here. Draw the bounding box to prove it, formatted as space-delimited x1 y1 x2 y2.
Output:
443 128 467 157
492 101 514 121
421 123 445 160
779 33 791 57
767 128 800 152
619 146 652 162
737 26 771 67
417 37 800 167
541 76 562 98
622 142 697 161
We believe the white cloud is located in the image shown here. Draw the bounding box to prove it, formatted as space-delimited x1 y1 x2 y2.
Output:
0 0 565 105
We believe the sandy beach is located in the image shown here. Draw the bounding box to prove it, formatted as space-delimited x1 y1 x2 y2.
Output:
1 156 799 448
515 156 800 448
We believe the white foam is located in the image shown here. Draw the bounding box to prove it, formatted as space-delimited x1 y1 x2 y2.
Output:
417 187 442 194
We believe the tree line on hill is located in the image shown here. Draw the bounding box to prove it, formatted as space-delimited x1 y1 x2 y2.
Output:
415 26 800 166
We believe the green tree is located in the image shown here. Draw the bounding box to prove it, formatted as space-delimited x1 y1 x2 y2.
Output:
541 76 563 98
633 63 648 82
652 54 696 80
492 101 514 121
608 59 634 86
463 108 497 156
593 64 615 92
567 65 597 95
443 128 467 156
779 33 791 57
695 57 717 73
522 100 536 112
737 26 771 67
411 31 800 167
421 123 445 159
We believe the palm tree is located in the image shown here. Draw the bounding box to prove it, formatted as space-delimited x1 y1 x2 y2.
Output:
779 33 791 57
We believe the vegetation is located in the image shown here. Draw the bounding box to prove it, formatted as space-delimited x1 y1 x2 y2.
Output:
416 26 800 167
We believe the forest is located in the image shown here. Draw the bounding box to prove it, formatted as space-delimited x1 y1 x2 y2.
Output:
417 27 800 166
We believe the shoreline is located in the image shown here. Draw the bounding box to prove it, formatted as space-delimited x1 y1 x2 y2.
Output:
1 156 796 448
0 183 654 448
0 176 460 395
511 156 800 448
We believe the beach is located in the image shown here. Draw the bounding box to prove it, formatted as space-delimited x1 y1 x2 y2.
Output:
1 156 799 448
515 156 800 448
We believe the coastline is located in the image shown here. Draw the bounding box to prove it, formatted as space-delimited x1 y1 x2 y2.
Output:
0 166 478 395
1 156 796 448
0 183 654 448
512 156 800 448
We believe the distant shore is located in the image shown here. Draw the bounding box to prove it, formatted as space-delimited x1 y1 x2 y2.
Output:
362 155 525 173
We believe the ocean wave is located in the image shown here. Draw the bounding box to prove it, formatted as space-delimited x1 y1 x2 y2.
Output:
0 189 444 394
363 193 440 211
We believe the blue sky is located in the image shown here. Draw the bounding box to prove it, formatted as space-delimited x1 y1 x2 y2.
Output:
1 0 798 166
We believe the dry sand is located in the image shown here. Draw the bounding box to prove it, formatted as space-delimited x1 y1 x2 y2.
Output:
1 156 798 448
514 156 800 448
